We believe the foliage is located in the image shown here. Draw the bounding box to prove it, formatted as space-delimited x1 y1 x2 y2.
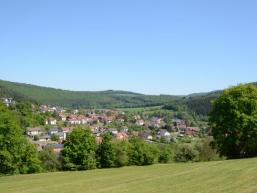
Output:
9 102 45 129
209 84 257 158
113 140 129 167
51 134 59 142
128 138 159 166
0 103 42 174
61 128 97 170
158 145 173 163
96 133 115 168
39 147 61 171
174 144 199 162
0 79 179 109
33 135 39 141
195 138 220 161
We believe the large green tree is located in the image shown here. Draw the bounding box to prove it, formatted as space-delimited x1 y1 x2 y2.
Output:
96 133 115 168
0 103 42 174
61 128 97 170
209 84 257 158
128 137 158 166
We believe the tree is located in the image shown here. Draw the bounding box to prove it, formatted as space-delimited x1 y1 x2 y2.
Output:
51 134 59 142
158 145 172 163
39 147 61 171
174 144 199 162
195 138 220 161
209 84 257 158
128 138 158 166
61 128 97 170
0 103 42 174
113 140 129 167
33 135 39 141
96 133 115 168
11 102 45 129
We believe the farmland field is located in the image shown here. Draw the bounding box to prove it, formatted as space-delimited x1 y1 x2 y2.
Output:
1 158 257 193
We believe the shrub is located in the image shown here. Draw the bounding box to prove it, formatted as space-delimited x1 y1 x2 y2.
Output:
39 147 61 172
96 133 115 168
158 145 172 163
128 138 158 166
195 138 220 161
175 144 199 162
113 140 129 167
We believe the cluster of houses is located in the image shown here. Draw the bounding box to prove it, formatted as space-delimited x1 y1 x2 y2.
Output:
40 105 65 113
26 127 73 152
26 105 201 153
26 127 72 142
1 98 16 106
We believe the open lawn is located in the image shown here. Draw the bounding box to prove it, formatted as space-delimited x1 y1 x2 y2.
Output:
1 158 257 193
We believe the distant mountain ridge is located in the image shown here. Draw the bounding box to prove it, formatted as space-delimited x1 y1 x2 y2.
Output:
0 79 180 109
0 79 256 115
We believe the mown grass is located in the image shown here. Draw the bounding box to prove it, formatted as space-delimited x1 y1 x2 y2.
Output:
1 158 257 193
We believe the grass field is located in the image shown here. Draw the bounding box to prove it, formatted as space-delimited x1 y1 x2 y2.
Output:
1 158 257 193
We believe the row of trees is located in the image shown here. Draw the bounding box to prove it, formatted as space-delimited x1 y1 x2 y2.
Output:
38 128 219 172
60 128 166 170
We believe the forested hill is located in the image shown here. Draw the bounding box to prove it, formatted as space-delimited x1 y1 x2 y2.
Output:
182 82 257 115
1 79 256 115
0 79 180 108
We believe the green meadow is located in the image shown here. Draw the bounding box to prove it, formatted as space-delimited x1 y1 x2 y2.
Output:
1 158 257 193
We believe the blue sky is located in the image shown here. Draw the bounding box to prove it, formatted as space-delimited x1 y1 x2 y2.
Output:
0 0 257 95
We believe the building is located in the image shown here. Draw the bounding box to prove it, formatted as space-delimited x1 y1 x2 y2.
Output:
45 118 57 125
26 128 42 137
48 128 59 135
59 113 67 121
2 98 15 106
115 132 128 141
158 129 171 139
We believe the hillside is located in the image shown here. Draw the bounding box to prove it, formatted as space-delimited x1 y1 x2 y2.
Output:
0 79 180 108
1 79 256 115
1 158 257 193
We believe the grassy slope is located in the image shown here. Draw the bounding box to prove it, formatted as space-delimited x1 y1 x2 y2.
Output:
1 158 257 193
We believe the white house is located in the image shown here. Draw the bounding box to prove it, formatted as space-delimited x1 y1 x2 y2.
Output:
45 118 57 125
158 129 171 139
136 120 145 126
26 128 42 137
48 128 59 135
39 134 51 142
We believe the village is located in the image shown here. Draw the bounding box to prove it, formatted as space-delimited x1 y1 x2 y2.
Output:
25 104 202 153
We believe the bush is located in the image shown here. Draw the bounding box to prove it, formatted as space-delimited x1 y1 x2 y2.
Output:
96 133 115 168
175 144 199 162
195 139 220 161
39 147 61 172
33 135 39 141
128 138 158 166
51 134 59 142
158 145 172 163
113 140 129 167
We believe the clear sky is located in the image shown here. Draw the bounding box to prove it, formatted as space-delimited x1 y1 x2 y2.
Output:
0 0 257 95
